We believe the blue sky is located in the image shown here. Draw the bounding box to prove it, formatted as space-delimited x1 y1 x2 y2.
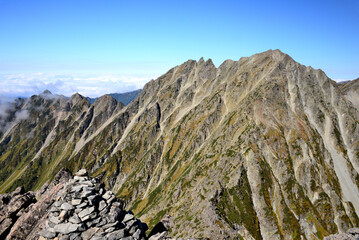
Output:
0 0 358 97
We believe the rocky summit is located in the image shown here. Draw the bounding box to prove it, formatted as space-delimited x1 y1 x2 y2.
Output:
1 50 359 239
38 169 149 240
0 169 169 240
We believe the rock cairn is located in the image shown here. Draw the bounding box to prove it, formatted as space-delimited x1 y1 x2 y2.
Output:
38 169 148 240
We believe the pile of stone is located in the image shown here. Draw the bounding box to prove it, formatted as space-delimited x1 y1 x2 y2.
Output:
38 169 148 240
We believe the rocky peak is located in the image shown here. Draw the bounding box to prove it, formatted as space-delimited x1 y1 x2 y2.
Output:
69 92 91 109
39 90 65 101
198 57 205 64
205 58 214 66
41 89 52 95
93 94 122 112
94 94 117 105
70 92 86 103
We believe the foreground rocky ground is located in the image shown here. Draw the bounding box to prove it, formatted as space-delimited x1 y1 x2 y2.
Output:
0 169 169 240
0 167 357 239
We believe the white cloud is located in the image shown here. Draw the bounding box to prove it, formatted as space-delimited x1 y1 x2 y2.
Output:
333 79 347 83
14 109 29 121
0 72 156 98
0 97 29 132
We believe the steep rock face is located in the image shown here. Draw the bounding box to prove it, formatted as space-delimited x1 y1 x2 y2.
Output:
0 50 359 239
338 78 359 110
105 50 359 239
0 186 36 238
0 168 72 240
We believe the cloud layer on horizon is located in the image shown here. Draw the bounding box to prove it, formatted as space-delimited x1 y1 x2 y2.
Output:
0 73 156 98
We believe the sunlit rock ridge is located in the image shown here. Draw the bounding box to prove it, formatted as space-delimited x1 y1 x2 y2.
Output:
1 50 359 239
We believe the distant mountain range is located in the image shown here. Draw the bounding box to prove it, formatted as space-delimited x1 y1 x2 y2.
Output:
87 89 141 105
1 50 359 239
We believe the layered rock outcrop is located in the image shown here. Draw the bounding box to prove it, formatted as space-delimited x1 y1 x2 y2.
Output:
0 186 36 238
0 168 72 239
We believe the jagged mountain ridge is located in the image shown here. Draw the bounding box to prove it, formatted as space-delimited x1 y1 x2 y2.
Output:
1 50 359 239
